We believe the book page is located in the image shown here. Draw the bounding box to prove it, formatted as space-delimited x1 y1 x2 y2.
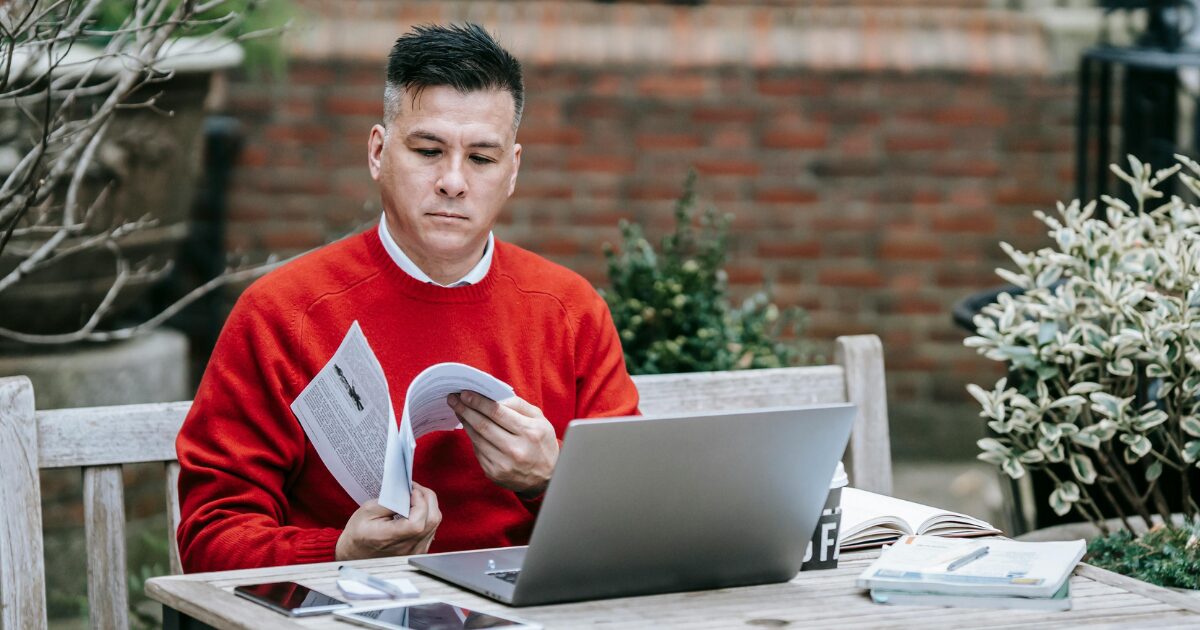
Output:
290 321 392 507
378 362 515 515
839 488 999 548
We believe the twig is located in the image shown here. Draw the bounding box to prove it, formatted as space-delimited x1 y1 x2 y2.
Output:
0 255 298 344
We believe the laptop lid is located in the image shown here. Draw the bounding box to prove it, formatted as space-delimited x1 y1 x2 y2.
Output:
505 404 854 606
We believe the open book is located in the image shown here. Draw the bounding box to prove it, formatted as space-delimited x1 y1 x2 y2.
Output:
839 488 1001 550
290 321 513 518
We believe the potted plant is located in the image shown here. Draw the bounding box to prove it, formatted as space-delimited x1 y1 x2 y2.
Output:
964 154 1200 590
602 172 811 375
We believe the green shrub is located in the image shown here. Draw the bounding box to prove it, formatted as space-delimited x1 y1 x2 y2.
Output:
1087 523 1200 590
602 173 810 375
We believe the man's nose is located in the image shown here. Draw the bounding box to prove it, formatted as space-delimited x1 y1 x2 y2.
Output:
437 159 468 198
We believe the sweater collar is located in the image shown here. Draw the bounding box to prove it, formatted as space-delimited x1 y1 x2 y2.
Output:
364 230 500 303
377 213 494 287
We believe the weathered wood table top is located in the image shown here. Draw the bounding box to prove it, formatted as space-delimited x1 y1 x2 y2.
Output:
146 548 1200 629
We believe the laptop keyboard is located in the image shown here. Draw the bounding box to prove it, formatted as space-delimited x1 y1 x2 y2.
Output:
488 569 521 584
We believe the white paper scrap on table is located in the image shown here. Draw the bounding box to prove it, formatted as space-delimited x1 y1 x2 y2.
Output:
336 577 420 600
289 321 392 508
378 362 515 514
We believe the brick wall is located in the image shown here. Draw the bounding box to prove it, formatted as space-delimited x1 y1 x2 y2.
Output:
216 1 1083 459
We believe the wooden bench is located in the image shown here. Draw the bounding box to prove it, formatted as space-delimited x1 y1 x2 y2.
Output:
0 334 890 630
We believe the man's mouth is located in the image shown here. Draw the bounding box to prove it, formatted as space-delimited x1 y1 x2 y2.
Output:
426 212 468 220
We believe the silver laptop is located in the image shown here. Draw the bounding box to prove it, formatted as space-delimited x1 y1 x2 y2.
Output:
410 404 854 606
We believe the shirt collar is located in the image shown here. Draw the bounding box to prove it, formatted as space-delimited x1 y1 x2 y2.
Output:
378 213 493 287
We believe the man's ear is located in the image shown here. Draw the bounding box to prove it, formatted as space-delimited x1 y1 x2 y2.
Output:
507 143 522 197
368 124 386 182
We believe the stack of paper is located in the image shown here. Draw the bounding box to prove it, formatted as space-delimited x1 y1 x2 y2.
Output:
857 535 1086 611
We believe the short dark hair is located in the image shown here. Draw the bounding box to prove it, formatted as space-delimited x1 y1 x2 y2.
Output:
384 23 524 130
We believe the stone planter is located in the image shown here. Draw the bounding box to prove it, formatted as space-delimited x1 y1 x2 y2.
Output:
0 38 242 335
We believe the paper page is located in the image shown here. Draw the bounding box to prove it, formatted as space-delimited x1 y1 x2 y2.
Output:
404 363 516 439
290 321 392 507
839 488 997 545
378 362 515 514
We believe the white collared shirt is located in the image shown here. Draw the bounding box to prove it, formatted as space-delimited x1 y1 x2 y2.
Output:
378 213 493 287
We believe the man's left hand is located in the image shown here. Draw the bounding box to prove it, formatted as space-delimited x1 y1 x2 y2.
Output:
448 391 558 497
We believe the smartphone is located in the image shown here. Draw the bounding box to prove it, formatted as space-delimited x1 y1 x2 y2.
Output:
233 581 352 617
332 600 541 630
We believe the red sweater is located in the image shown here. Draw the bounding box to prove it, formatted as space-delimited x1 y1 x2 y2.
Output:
176 231 639 572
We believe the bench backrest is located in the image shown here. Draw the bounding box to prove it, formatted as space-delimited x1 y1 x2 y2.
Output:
0 334 890 630
0 380 190 630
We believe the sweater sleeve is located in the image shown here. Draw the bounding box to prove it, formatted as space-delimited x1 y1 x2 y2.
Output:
175 289 341 572
573 289 640 419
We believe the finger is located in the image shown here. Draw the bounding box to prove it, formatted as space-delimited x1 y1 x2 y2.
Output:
458 391 527 435
423 489 442 532
452 395 518 446
359 499 398 519
500 395 542 419
461 420 506 470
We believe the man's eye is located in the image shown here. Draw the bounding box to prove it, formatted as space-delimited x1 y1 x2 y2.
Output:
470 155 495 165
415 149 440 158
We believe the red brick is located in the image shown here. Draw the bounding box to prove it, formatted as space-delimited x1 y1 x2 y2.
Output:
879 238 944 261
932 106 1009 127
892 297 946 315
758 241 822 258
520 127 585 146
994 188 1063 207
261 226 324 251
694 160 761 176
754 188 819 204
885 135 953 152
931 214 998 233
755 77 827 97
726 266 765 285
636 75 710 98
635 133 703 150
289 64 336 85
930 160 1001 178
762 131 828 150
326 96 382 117
692 106 758 123
513 184 574 200
588 74 625 96
566 155 635 174
628 185 682 201
811 216 874 231
264 124 333 146
817 269 885 288
529 237 581 256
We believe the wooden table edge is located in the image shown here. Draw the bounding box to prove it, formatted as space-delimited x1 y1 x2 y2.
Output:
1074 562 1200 614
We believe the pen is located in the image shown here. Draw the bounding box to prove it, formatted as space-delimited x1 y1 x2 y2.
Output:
945 545 990 571
338 565 408 599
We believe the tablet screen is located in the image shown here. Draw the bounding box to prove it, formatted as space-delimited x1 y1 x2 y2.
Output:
346 602 528 629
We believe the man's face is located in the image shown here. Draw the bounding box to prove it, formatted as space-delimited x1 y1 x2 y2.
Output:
368 85 521 271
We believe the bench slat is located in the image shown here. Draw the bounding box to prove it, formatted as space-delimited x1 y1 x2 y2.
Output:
0 377 47 630
84 465 130 630
633 365 846 415
37 401 190 468
837 335 893 495
166 461 184 575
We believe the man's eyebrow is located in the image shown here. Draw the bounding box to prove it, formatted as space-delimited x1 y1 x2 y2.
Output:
406 130 503 150
406 131 446 144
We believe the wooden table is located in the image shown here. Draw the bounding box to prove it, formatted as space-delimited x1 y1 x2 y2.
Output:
146 549 1200 629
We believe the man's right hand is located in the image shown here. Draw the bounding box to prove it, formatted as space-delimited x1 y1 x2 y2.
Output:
335 482 441 560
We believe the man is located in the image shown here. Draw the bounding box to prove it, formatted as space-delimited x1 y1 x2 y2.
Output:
176 23 639 572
